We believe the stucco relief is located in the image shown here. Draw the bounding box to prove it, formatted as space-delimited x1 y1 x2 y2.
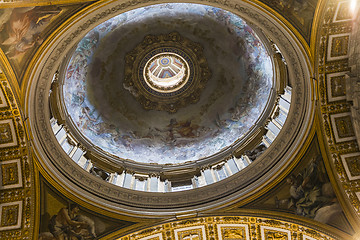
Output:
38 179 135 239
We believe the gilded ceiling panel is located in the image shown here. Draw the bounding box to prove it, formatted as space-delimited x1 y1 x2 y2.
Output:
317 0 360 225
0 67 34 240
115 216 342 240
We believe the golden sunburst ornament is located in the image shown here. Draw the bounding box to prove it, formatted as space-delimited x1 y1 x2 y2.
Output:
124 32 211 113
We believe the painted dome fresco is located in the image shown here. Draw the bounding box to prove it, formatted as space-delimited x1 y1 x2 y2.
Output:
63 3 273 165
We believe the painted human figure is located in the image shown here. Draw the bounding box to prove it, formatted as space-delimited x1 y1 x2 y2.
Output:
1 6 61 58
48 204 94 240
163 118 200 142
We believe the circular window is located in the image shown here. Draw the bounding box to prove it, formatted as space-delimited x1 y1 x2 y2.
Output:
124 34 209 112
144 52 189 93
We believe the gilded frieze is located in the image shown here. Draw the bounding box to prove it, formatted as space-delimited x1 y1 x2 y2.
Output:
116 216 339 240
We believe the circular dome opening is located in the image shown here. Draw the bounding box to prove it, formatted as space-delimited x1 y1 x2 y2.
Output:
145 52 189 93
